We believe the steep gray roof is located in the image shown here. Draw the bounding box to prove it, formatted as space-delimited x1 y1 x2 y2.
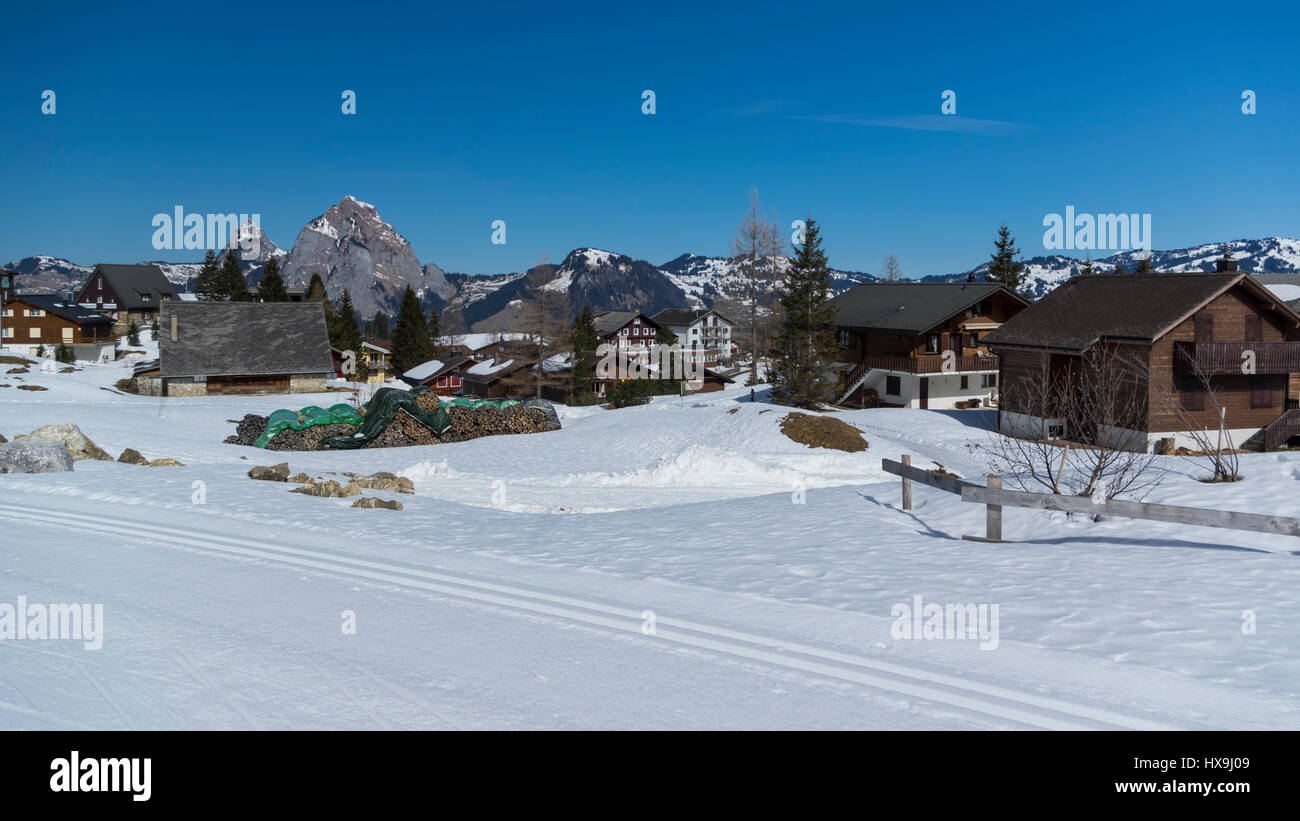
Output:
829 282 1022 334
158 302 333 378
982 272 1297 353
88 264 178 310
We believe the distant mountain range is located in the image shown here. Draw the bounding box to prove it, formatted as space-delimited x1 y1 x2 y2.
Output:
8 196 1300 327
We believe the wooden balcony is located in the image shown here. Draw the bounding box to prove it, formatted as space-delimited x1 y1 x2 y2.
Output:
854 354 999 375
1174 341 1300 375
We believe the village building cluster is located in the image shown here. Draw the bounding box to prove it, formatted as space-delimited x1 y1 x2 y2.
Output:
4 258 1300 453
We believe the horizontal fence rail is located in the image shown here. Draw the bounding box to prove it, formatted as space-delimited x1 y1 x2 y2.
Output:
960 484 1300 538
882 456 1300 542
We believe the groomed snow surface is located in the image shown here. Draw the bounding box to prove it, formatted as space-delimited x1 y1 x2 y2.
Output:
1 348 1298 730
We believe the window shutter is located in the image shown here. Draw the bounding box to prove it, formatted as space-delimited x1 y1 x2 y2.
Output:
1251 375 1273 409
1194 314 1214 342
1182 376 1205 411
1245 314 1263 342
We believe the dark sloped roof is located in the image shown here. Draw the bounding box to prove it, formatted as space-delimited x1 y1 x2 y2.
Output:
158 302 333 378
982 272 1279 352
89 264 178 309
8 294 114 325
829 282 1022 334
593 310 639 337
651 307 734 327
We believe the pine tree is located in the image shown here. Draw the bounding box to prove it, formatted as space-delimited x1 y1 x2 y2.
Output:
150 318 159 340
390 286 433 375
127 320 141 346
987 223 1025 293
1079 257 1095 276
219 252 249 301
372 311 390 338
1112 260 1127 275
305 272 335 329
195 250 223 300
333 289 368 380
569 303 599 404
256 256 289 302
769 217 839 408
1133 254 1154 274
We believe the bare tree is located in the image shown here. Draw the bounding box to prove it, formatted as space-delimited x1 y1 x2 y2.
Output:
979 347 1163 501
732 187 771 386
882 253 902 281
508 254 569 398
1135 348 1241 482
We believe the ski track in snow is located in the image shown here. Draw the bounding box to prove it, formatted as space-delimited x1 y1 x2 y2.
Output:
0 500 1252 731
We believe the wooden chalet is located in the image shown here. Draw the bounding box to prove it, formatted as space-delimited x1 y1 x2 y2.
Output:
983 265 1300 453
2 294 116 362
74 264 178 333
829 282 1029 409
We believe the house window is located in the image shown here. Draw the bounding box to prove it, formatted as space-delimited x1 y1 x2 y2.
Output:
960 375 969 389
837 330 851 348
1251 375 1273 409
28 309 44 317
968 333 979 347
1194 313 1214 342
2 327 11 338
1 309 10 317
450 376 461 387
1245 315 1263 342
886 375 901 396
436 377 447 387
1181 376 1205 411
981 374 997 388
29 328 40 339
925 333 941 354
62 327 73 342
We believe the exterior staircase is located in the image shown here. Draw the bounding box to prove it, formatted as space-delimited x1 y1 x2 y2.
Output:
838 361 872 405
1262 408 1300 452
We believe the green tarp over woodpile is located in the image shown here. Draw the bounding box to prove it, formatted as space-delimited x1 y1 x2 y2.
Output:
321 387 455 449
253 403 365 449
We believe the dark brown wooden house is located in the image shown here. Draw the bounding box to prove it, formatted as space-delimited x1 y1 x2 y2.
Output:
74 264 178 333
983 270 1300 452
829 282 1029 408
2 294 116 361
399 355 476 395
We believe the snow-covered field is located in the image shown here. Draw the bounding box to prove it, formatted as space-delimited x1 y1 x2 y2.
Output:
2 347 1299 729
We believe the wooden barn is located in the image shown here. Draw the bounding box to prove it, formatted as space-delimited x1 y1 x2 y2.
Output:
138 302 334 396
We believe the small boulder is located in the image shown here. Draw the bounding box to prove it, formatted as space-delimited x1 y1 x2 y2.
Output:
248 462 290 482
0 434 7 443
17 385 48 391
5 367 28 375
0 440 75 474
286 472 315 484
148 458 184 467
352 496 403 510
349 472 415 494
14 423 112 461
290 480 358 498
117 448 149 465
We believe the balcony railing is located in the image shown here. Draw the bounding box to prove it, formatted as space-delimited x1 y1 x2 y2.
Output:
1174 341 1300 375
855 354 999 374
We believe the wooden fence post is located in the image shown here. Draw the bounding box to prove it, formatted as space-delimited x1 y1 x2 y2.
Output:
986 475 1002 541
901 454 912 511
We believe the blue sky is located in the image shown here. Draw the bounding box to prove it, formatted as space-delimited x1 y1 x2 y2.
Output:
2 0 1296 277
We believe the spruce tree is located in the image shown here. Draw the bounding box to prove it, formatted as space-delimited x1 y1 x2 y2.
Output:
1112 260 1127 275
333 289 368 380
195 250 223 300
569 303 599 404
1133 254 1154 274
769 217 839 408
373 311 390 338
256 256 289 302
390 286 432 375
987 223 1024 293
305 272 335 328
127 320 141 346
1079 257 1095 276
219 252 249 301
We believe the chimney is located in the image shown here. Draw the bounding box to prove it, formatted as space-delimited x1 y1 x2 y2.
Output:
170 314 178 342
1215 257 1238 272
